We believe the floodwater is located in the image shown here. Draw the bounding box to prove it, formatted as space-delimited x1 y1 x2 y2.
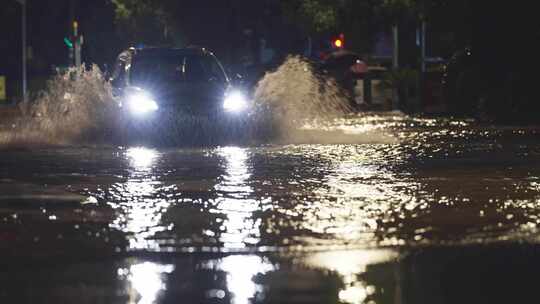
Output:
2 112 540 303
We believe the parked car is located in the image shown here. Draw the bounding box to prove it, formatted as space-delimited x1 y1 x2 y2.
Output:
318 50 398 108
317 50 368 107
320 50 368 79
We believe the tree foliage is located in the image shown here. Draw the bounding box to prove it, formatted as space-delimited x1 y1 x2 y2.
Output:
282 0 441 33
282 0 341 33
281 0 470 55
111 0 171 45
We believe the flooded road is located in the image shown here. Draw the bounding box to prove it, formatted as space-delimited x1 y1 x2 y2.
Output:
2 112 540 303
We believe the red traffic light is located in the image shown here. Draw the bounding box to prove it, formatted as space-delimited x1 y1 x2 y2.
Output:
333 34 345 48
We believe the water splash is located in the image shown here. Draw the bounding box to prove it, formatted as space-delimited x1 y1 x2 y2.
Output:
0 66 245 147
0 57 388 147
251 55 356 142
1 65 118 146
254 55 353 120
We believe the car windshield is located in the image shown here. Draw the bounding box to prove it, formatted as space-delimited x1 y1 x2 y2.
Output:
130 53 226 85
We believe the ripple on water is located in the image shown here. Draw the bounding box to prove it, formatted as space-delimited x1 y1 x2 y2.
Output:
3 113 540 254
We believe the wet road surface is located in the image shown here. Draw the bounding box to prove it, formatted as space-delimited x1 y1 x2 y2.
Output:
2 112 540 303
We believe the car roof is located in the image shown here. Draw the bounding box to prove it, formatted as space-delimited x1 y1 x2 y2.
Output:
131 46 215 58
326 49 359 57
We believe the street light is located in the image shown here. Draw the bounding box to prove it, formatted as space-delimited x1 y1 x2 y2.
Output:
15 0 27 103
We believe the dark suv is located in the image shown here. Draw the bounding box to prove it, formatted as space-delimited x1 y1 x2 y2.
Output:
110 47 249 117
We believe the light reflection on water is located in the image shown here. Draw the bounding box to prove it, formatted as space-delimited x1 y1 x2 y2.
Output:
303 153 418 245
118 256 274 304
127 147 159 170
4 113 540 303
111 147 168 250
115 147 176 301
124 262 174 304
61 113 540 254
215 147 260 249
213 255 274 304
303 249 398 304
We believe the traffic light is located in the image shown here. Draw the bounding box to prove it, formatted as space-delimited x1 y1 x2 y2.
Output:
333 33 345 49
64 37 73 49
65 20 82 67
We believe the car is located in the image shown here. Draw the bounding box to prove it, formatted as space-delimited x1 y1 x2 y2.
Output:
109 47 250 119
317 50 400 108
319 50 368 80
317 50 369 108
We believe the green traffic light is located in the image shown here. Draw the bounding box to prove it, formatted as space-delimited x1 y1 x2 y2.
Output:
64 37 73 48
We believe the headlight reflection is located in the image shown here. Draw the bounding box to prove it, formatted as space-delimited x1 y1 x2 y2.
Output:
110 147 168 251
127 147 159 170
200 255 274 304
215 147 259 249
119 262 174 304
304 249 398 304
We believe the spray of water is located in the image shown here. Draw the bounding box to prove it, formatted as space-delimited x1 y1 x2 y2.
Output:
253 55 352 124
0 65 118 146
0 56 393 147
252 56 394 144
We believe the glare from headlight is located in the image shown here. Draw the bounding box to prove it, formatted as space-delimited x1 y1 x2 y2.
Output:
128 93 159 115
223 91 248 112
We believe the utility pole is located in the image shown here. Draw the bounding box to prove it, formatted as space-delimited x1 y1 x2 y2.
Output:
68 0 82 67
15 0 27 102
74 20 82 68
69 0 74 65
392 25 399 70
419 19 427 111
21 0 27 102
392 24 399 110
420 20 426 74
418 0 428 112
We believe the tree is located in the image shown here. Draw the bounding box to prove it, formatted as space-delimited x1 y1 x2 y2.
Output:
280 0 467 55
280 0 417 54
110 0 236 55
281 0 421 33
281 0 341 33
111 0 173 46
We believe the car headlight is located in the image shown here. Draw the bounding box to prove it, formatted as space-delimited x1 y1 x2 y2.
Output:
223 90 248 112
127 92 159 115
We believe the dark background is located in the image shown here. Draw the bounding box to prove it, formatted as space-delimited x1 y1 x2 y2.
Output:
1 0 539 115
